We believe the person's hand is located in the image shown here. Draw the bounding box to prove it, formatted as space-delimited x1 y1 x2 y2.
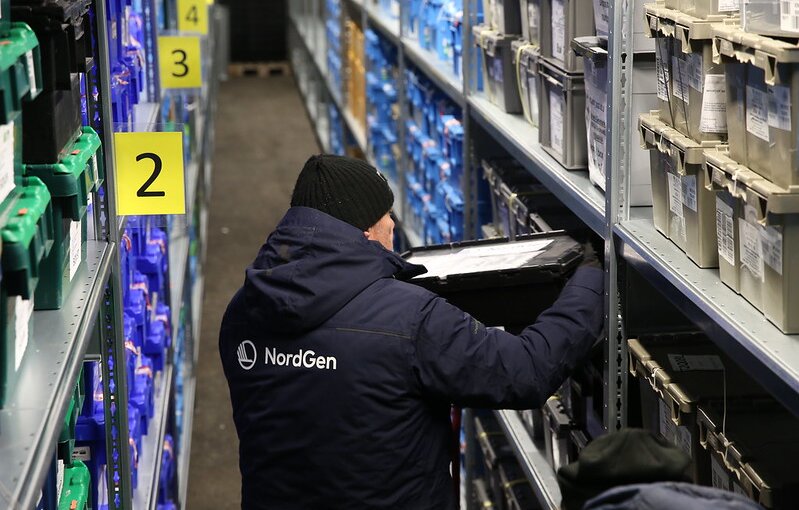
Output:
581 241 602 269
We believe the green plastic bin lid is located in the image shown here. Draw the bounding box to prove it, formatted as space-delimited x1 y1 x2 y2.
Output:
59 460 90 510
1 176 54 297
24 126 101 221
0 23 38 72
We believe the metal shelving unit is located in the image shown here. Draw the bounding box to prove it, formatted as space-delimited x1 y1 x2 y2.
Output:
402 37 465 106
0 241 114 509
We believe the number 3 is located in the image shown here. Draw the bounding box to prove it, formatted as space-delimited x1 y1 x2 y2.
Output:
136 153 167 197
172 49 189 78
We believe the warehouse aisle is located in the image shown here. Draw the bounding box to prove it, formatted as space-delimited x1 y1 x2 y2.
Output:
186 74 320 508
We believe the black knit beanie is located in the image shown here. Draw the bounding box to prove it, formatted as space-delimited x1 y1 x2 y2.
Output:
291 154 394 231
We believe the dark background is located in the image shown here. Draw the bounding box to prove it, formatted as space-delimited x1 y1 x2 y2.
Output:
220 0 287 62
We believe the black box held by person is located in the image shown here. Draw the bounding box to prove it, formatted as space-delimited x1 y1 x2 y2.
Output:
403 232 582 333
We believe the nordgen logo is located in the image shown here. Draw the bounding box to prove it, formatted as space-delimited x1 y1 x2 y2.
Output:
264 347 338 370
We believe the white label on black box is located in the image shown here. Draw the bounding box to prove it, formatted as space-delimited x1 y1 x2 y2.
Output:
689 53 704 91
549 88 565 158
762 225 783 275
768 84 792 131
69 220 82 281
701 75 728 133
672 56 690 104
718 0 738 11
14 296 33 372
656 40 670 101
716 197 736 265
747 86 770 142
0 121 15 205
682 175 698 212
72 445 91 461
26 51 38 97
740 216 764 281
711 455 731 491
781 0 799 33
668 354 724 372
552 0 566 63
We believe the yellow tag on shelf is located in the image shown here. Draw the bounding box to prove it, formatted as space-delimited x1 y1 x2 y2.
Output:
158 36 202 89
114 132 186 216
177 0 209 34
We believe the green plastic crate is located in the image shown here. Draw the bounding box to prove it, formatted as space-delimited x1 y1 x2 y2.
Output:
0 22 42 124
26 128 100 310
59 460 90 510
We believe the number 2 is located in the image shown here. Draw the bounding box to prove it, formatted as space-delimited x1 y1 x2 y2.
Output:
186 5 199 24
136 153 166 197
172 49 189 77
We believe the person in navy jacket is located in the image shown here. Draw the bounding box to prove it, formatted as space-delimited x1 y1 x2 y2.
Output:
219 155 604 509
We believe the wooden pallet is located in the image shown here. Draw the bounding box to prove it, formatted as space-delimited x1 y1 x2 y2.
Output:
227 61 291 78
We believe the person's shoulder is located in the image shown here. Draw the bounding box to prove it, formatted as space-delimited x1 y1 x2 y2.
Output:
374 277 438 300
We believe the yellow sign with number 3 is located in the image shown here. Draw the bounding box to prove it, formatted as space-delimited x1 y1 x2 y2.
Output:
177 0 208 34
158 36 202 89
114 132 186 216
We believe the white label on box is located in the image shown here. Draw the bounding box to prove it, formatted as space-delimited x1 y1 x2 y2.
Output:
740 218 764 281
549 89 565 158
69 220 82 281
781 0 799 33
689 53 704 91
716 197 736 265
552 0 566 63
656 40 670 101
658 399 691 455
668 354 725 371
91 153 99 187
672 56 690 104
587 86 608 182
14 296 33 372
72 445 91 461
767 85 792 131
711 455 731 491
57 459 64 505
701 75 728 133
718 0 739 11
26 51 38 97
676 424 692 456
682 175 698 212
762 225 783 275
747 86 770 142
0 121 15 205
668 173 683 216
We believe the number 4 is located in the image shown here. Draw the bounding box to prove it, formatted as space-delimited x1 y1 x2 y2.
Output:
186 4 199 25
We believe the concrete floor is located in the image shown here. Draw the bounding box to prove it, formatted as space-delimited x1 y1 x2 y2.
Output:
186 74 319 508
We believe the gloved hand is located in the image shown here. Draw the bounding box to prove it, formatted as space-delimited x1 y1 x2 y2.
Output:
581 241 602 269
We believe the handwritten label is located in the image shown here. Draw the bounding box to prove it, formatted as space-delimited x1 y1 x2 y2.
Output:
701 75 727 133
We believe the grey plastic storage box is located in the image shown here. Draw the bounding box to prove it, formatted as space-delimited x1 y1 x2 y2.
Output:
519 0 543 46
540 0 595 73
539 57 587 169
742 0 799 38
714 23 799 190
488 0 522 34
664 0 739 19
474 25 523 114
703 148 799 334
512 39 540 127
639 111 719 268
697 400 799 508
573 36 658 206
628 334 769 485
645 4 727 143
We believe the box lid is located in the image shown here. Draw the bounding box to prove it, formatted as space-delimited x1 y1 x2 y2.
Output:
638 111 720 175
713 22 799 85
645 3 718 45
572 36 608 61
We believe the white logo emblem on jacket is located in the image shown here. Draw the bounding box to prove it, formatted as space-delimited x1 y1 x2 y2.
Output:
237 340 257 370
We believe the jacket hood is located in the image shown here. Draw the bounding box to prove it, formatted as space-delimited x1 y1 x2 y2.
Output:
244 207 425 334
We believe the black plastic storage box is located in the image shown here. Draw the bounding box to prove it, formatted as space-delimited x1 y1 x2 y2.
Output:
22 71 81 163
404 232 582 332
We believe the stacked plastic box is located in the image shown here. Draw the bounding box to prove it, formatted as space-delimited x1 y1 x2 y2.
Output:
365 29 399 181
404 67 465 244
406 0 467 78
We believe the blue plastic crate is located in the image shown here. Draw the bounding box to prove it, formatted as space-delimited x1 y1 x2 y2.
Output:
445 184 464 241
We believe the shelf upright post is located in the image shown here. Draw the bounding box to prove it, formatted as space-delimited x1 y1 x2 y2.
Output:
396 0 410 230
461 0 474 240
604 0 636 431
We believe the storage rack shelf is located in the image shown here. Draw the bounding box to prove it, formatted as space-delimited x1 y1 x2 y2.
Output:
0 241 114 509
364 3 400 44
402 36 465 107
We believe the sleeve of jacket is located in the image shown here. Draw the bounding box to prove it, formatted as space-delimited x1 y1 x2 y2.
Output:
409 266 604 409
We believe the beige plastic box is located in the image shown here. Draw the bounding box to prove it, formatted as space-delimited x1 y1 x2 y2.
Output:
645 4 727 143
703 148 799 334
713 23 799 191
742 0 799 39
639 111 720 268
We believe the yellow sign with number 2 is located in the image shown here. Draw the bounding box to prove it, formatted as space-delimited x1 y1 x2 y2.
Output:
114 132 186 216
159 36 202 89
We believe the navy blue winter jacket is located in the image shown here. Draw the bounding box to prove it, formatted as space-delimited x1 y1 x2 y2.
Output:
583 482 764 510
219 207 604 510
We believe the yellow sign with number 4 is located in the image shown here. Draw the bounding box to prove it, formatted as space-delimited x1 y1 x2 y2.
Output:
114 132 186 216
159 36 202 89
178 0 208 34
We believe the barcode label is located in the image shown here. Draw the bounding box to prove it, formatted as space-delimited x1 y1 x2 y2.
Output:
672 56 691 104
762 225 783 275
668 173 683 216
746 86 770 142
767 84 792 131
740 216 764 281
682 175 697 212
781 0 799 33
716 197 736 265
656 39 670 101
